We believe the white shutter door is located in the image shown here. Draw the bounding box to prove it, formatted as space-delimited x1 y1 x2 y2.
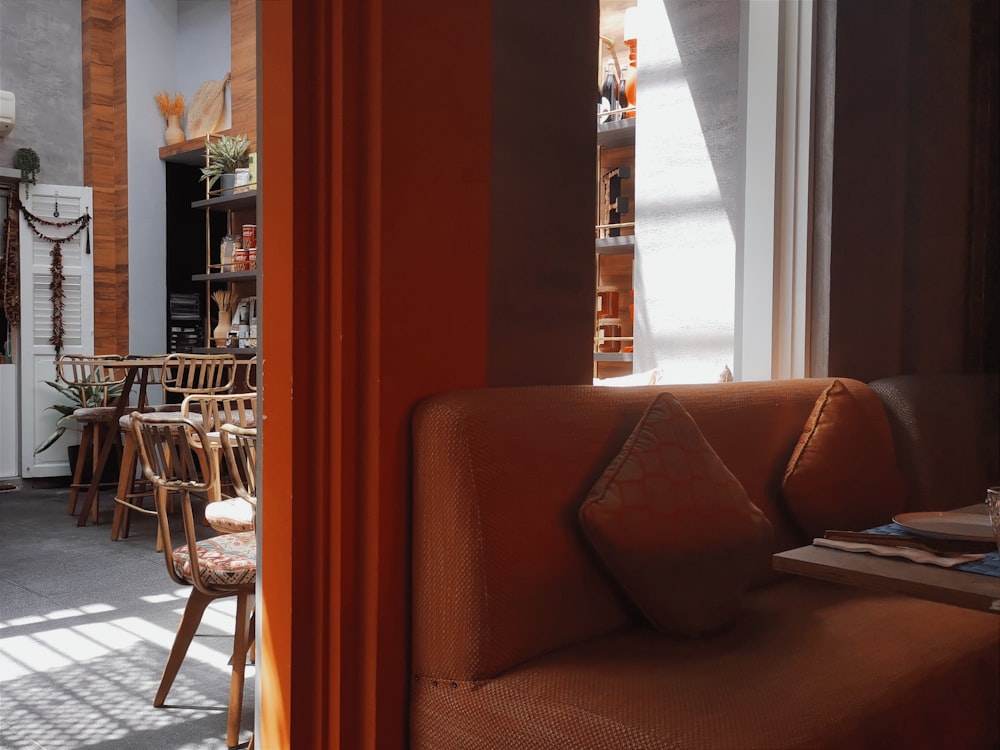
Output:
18 183 95 477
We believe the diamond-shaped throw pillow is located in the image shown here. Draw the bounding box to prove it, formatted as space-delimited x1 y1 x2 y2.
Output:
579 392 773 637
782 379 907 539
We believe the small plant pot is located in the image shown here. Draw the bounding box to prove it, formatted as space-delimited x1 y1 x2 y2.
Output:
219 173 237 195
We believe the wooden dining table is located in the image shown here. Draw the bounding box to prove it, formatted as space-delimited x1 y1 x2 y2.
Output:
773 505 1000 613
74 355 168 527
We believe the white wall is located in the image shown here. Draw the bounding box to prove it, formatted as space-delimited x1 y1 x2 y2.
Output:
125 0 230 355
633 0 741 384
177 0 233 132
632 0 811 384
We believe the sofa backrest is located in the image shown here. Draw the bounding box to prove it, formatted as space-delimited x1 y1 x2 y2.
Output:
411 378 892 681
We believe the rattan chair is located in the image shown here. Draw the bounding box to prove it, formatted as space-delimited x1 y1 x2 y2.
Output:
55 354 127 522
243 356 257 393
130 411 255 749
181 392 258 533
113 352 238 542
161 351 238 402
219 423 257 509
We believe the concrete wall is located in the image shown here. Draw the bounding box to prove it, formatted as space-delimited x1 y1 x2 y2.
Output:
0 0 84 186
633 0 741 383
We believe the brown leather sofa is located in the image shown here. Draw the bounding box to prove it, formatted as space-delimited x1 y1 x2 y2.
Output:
411 377 999 750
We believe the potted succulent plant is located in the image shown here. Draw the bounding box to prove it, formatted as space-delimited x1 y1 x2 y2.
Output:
200 133 252 194
34 377 124 455
35 377 124 481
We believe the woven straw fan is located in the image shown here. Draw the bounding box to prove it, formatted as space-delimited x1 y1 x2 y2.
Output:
187 72 232 138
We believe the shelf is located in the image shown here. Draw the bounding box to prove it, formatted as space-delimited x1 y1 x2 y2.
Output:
595 235 636 255
192 190 257 211
159 128 246 165
593 352 634 362
193 347 256 359
597 117 636 148
192 270 258 282
160 136 211 166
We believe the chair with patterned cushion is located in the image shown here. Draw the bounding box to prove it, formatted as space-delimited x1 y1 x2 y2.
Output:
130 411 255 749
112 352 237 542
110 357 170 542
55 354 127 522
181 392 257 534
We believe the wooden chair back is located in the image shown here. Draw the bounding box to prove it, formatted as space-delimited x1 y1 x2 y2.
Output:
160 352 237 398
220 423 258 507
129 412 221 593
180 391 258 433
55 354 127 407
244 356 257 392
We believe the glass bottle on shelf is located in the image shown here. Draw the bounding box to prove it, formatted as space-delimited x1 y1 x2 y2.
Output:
599 62 618 123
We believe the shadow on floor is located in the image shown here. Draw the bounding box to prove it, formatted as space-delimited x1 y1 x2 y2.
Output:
0 486 254 749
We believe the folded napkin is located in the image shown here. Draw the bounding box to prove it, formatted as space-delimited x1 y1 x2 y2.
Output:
813 537 987 568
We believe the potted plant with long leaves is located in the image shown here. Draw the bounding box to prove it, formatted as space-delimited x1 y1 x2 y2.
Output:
34 377 124 480
200 133 252 195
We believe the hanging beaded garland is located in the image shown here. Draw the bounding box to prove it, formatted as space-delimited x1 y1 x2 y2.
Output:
1 194 20 327
20 204 91 358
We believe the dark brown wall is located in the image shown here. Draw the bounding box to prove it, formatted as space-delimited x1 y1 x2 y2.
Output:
826 0 998 380
489 2 598 385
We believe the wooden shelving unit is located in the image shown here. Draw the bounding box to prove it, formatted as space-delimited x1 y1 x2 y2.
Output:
595 115 636 379
192 188 258 354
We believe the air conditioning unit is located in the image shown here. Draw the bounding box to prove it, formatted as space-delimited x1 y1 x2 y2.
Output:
0 91 15 138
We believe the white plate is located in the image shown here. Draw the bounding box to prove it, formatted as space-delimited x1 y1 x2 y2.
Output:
892 512 996 542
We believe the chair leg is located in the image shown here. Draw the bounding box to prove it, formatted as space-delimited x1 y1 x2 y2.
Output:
226 591 253 748
88 422 104 524
67 425 94 515
111 430 138 541
154 589 215 707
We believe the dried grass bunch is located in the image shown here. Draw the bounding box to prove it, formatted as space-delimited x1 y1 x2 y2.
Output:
212 289 240 313
154 90 185 119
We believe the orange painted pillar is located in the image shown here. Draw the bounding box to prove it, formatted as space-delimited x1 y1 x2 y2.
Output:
259 1 492 748
259 0 596 746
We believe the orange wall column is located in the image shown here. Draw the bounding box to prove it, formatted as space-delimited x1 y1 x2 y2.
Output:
259 0 492 747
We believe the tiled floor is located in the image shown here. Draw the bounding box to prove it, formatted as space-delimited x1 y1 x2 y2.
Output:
0 485 255 749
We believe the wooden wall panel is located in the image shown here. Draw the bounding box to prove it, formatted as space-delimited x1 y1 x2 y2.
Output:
230 0 257 144
81 0 129 355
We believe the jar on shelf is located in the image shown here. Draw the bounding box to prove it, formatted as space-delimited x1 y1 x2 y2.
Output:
596 286 619 319
242 224 257 249
232 246 248 271
596 317 622 353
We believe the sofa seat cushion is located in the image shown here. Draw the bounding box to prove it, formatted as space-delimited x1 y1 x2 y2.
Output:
579 392 773 636
411 578 999 750
783 380 907 538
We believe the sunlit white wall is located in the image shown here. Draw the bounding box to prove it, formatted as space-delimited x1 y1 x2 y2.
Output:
632 0 741 384
125 0 230 355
